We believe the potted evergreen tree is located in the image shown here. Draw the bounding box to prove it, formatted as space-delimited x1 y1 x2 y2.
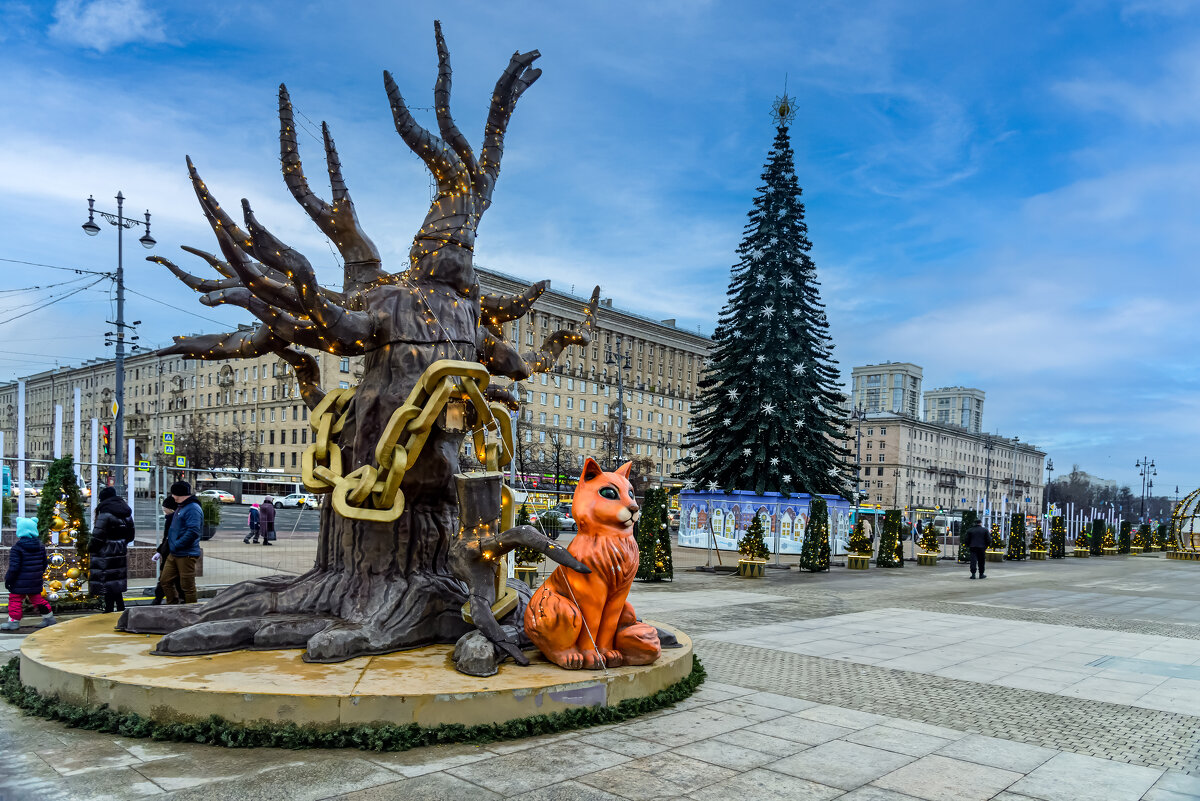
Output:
1049 515 1066 558
200 497 221 541
738 513 769 577
917 521 940 566
847 517 872 570
1005 514 1027 561
799 497 831 572
1102 524 1117 556
1074 521 1091 557
1028 521 1048 560
1131 523 1150 554
876 510 902 568
987 522 1005 562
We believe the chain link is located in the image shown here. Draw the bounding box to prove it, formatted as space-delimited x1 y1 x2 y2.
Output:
301 359 514 523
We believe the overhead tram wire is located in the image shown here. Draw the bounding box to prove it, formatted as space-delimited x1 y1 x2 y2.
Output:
0 276 108 327
0 257 111 277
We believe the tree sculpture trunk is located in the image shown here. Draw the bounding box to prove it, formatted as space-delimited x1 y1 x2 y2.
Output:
118 21 597 665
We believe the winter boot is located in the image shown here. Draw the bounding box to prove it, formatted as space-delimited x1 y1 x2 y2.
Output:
243 536 251 544
0 620 19 631
40 614 57 627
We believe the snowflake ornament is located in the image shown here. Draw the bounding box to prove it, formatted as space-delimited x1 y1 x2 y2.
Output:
783 474 792 483
770 457 780 466
795 417 805 428
761 402 775 415
762 305 775 318
726 388 739 401
780 275 794 288
791 308 802 317
755 355 766 363
792 363 806 375
722 417 732 426
828 467 840 477
755 272 766 284
777 207 788 219
707 481 719 491
750 247 765 261
768 236 778 246
742 448 752 457
683 479 696 491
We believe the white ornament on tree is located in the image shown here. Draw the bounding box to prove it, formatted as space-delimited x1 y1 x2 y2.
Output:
742 448 752 456
755 354 766 363
780 275 794 287
750 247 765 261
726 388 739 401
761 305 775 318
770 457 780 466
783 474 792 483
761 402 775 415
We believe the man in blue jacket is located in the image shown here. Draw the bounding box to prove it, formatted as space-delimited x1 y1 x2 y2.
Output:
161 481 202 604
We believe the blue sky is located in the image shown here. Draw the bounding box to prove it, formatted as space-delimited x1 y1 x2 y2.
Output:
0 0 1197 493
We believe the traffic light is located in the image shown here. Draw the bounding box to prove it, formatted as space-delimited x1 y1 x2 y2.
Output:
101 425 110 455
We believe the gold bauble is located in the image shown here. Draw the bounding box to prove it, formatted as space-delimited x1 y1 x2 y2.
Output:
64 579 78 591
50 516 67 532
48 580 62 591
65 567 80 579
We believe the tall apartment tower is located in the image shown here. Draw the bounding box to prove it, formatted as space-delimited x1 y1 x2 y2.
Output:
850 363 923 417
923 386 985 434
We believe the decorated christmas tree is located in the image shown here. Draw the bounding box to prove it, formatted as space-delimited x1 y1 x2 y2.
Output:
1155 522 1170 549
848 516 872 556
739 512 770 561
876 509 902 568
1029 521 1048 552
34 457 91 605
1090 519 1105 555
636 488 673 581
682 96 849 497
1133 524 1151 549
1049 515 1066 558
958 510 978 563
918 521 940 553
1102 524 1116 551
512 504 544 567
1077 521 1091 551
990 522 1004 551
799 497 831 572
1006 515 1027 561
1118 521 1132 553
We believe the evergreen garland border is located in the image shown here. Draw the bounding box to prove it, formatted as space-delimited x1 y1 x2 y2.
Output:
0 654 705 751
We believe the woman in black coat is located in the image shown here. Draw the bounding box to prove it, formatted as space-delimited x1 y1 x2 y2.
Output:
89 487 135 613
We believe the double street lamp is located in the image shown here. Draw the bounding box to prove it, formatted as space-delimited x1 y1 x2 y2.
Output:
605 335 632 464
1136 457 1156 523
849 407 866 508
82 192 155 490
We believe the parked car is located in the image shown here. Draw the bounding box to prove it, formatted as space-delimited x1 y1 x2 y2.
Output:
198 489 236 504
23 483 41 497
668 509 680 529
552 503 576 531
278 492 319 508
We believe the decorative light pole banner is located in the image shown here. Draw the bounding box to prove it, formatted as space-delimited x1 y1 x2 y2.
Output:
678 489 853 555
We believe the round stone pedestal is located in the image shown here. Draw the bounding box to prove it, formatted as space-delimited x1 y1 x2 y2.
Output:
18 615 693 728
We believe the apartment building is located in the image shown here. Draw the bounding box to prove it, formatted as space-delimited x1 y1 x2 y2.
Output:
850 362 923 417
0 267 712 485
923 386 985 434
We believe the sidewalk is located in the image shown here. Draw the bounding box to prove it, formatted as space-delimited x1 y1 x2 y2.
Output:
1 550 1198 799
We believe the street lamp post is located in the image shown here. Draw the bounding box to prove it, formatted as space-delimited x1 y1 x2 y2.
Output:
849 407 866 510
983 435 994 526
604 335 632 465
656 434 667 487
1009 436 1020 537
82 192 154 491
1136 457 1156 523
1045 458 1054 514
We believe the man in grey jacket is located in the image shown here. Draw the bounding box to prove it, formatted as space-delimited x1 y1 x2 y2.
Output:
964 521 991 579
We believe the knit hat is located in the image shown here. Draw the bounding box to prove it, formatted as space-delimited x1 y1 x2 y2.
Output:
169 481 192 496
162 496 178 511
99 486 117 501
15 518 38 538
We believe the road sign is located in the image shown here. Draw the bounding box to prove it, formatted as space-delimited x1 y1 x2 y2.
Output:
176 456 187 468
136 460 150 472
162 432 174 445
110 401 119 417
163 444 175 456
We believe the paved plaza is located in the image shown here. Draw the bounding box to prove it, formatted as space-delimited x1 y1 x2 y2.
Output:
2 550 1199 800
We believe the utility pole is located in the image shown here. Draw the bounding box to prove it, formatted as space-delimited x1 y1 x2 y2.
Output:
1009 436 1020 536
1045 458 1054 514
83 192 153 491
605 335 631 465
1136 457 1156 523
849 407 866 510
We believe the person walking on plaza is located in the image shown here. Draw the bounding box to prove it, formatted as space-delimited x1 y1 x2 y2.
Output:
244 503 261 544
964 518 991 579
258 496 276 546
2 518 56 629
161 481 202 604
89 486 135 613
151 496 183 605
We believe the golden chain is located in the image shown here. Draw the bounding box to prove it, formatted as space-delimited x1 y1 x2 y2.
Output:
302 359 514 523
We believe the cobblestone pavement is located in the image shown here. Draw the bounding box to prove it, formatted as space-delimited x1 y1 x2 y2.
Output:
2 552 1199 799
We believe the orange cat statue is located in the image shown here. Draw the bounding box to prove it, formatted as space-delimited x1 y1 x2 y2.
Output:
524 458 661 670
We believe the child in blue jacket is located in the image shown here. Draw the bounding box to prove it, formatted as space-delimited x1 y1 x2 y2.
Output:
3 518 56 629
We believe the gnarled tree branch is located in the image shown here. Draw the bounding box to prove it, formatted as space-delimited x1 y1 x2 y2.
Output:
150 255 240 293
480 280 547 332
433 20 478 177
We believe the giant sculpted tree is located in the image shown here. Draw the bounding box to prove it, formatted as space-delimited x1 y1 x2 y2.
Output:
120 22 597 665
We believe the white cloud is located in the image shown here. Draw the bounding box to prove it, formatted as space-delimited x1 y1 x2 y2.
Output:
1054 42 1200 126
49 0 166 52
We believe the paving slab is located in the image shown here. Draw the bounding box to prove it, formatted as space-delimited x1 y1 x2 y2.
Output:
578 751 737 800
446 740 630 797
766 739 916 790
1007 752 1163 801
932 733 1057 773
686 767 842 801
871 754 1022 801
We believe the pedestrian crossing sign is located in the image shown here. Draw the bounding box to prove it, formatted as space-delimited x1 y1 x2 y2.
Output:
164 443 175 456
176 456 187 468
137 460 150 472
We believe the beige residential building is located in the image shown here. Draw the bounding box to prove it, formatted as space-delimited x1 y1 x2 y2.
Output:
843 412 1045 515
0 267 711 486
850 362 923 417
923 386 985 434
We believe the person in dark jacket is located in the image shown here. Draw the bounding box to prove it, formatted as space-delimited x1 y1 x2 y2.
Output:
90 487 135 613
161 481 203 604
964 521 991 579
258 497 276 546
152 497 183 605
3 518 55 629
244 503 261 544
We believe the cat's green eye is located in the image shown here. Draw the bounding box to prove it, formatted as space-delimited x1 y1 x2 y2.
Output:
599 487 619 500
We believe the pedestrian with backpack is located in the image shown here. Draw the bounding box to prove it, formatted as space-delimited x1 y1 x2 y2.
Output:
258 497 277 546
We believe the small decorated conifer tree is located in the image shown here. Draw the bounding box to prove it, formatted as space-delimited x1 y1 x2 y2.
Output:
1006 515 1027 561
958 511 978 563
799 497 831 572
876 509 902 568
848 517 872 556
990 522 1004 550
35 457 91 605
1155 523 1169 549
1029 521 1048 552
1049 516 1066 558
1102 524 1116 551
918 522 940 553
512 504 544 567
1077 521 1091 551
1133 524 1151 549
1118 521 1132 553
739 513 770 561
636 488 673 581
1090 519 1105 555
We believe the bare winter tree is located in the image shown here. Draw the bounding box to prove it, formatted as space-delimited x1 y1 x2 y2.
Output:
120 22 598 664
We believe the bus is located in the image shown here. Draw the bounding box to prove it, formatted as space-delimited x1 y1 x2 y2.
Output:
196 472 304 505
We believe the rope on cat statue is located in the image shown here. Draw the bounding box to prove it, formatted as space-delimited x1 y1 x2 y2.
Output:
301 359 514 523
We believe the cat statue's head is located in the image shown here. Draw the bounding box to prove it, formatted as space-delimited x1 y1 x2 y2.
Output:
573 458 640 534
